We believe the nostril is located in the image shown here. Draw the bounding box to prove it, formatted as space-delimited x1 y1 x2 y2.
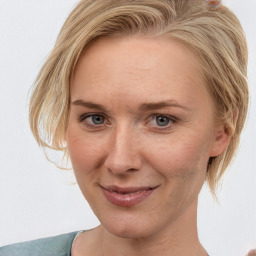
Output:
104 148 142 174
106 165 139 176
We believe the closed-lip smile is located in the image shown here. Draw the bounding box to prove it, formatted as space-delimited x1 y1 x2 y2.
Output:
101 185 159 207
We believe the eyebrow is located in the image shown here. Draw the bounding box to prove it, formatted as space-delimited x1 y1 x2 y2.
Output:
72 99 191 112
72 100 108 112
138 100 191 112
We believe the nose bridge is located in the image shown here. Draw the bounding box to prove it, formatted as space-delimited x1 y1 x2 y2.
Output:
104 121 141 174
114 123 130 149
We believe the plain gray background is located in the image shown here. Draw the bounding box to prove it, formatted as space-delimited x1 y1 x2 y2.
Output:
0 1 255 255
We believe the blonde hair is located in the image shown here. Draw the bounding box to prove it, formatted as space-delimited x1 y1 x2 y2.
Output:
29 0 248 198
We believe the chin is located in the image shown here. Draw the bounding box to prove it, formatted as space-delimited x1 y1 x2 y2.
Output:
99 211 165 240
105 223 153 239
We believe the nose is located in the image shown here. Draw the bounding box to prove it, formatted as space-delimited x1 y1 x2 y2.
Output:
104 125 142 175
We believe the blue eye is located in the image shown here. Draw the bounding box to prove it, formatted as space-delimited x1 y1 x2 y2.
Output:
90 115 105 125
155 115 170 126
79 114 107 127
149 114 176 131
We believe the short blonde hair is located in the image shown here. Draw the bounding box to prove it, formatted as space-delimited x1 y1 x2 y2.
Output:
29 0 248 198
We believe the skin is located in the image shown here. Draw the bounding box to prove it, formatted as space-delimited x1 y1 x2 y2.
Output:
66 36 231 256
247 250 256 256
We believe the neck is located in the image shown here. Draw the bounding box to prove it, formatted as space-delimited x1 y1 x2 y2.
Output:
97 198 208 256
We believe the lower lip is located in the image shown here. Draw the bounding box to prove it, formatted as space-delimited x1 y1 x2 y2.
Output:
102 188 156 207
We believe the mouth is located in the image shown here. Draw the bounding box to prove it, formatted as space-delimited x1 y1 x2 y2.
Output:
101 185 159 207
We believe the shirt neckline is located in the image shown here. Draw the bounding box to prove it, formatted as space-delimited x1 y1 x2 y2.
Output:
70 230 85 256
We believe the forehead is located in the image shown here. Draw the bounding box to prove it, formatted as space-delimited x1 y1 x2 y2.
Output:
71 36 210 109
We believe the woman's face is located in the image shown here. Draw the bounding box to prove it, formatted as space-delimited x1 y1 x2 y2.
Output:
66 37 228 238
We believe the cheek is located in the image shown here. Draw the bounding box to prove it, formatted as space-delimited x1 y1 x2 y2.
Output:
66 127 100 174
146 135 211 209
66 126 104 207
145 133 211 180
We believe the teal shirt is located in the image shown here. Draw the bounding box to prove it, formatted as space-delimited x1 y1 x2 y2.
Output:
0 231 81 256
0 231 211 256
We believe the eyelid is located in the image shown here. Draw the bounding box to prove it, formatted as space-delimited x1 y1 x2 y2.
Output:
78 113 110 130
79 112 108 122
150 113 178 122
78 112 178 131
147 113 178 131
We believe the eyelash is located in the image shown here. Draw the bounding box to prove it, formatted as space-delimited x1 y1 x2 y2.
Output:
78 113 177 131
78 113 110 129
149 113 177 131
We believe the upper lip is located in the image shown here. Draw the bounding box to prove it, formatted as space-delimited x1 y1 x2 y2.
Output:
101 185 159 194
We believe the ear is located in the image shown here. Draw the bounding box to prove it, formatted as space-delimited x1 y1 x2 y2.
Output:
209 124 231 157
210 109 238 157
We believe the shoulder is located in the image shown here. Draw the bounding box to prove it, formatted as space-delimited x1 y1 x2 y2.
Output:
0 231 81 256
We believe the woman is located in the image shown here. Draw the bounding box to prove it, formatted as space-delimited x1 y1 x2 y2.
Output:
0 0 254 255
